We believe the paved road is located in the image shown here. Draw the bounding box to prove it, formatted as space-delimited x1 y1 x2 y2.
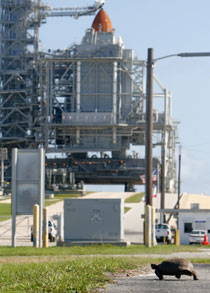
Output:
101 264 210 293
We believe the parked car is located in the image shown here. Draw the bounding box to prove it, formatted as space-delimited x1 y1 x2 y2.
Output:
31 220 57 242
189 230 206 244
155 223 172 244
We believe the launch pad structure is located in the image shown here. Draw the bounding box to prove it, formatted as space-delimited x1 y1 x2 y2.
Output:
0 0 178 192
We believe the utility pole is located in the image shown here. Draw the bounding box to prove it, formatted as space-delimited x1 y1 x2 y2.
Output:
177 145 182 209
145 48 154 207
161 143 166 223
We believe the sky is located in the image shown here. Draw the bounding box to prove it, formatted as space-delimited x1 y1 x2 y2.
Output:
40 0 210 194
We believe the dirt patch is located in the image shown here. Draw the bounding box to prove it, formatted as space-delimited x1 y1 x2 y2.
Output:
0 255 78 264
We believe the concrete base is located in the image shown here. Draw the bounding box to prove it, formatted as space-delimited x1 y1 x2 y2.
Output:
57 240 130 247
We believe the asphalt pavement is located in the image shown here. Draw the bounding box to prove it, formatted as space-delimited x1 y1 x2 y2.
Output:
101 264 210 293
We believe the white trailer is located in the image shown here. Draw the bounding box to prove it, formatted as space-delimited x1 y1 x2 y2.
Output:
178 210 210 245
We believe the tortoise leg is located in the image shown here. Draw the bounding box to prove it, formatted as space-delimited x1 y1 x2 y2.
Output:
155 269 163 280
180 270 198 281
175 273 181 279
191 269 199 280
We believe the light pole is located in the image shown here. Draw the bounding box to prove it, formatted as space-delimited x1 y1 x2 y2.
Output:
177 145 182 209
145 50 210 209
145 48 154 207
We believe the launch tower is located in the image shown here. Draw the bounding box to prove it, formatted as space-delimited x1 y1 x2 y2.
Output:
0 2 178 192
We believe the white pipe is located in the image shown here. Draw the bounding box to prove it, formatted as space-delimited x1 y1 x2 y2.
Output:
77 61 81 112
113 62 117 124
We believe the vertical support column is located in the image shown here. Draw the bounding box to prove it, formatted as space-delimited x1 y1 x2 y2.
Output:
43 207 48 248
47 61 53 121
39 148 45 248
77 61 81 112
12 148 17 248
113 62 117 125
118 65 122 120
145 48 154 207
76 61 81 146
145 205 152 247
45 61 50 149
161 141 166 223
164 88 175 192
33 204 39 248
49 169 52 189
112 62 117 146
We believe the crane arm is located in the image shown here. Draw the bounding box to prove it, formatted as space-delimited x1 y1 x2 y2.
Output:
42 0 105 19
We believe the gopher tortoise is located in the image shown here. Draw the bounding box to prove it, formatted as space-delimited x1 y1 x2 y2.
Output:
151 258 198 280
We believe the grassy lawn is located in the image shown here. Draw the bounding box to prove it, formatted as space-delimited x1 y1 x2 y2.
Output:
44 199 62 207
1 191 209 291
0 244 204 257
0 257 137 292
53 193 82 200
0 245 209 292
125 192 144 203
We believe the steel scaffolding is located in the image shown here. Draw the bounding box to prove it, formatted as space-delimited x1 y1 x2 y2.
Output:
0 0 178 192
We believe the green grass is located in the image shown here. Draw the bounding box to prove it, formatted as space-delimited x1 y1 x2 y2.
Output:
125 207 131 213
0 257 137 292
46 191 144 208
0 244 204 257
51 193 82 200
44 199 62 207
44 193 85 206
0 245 209 291
125 192 144 203
0 254 209 292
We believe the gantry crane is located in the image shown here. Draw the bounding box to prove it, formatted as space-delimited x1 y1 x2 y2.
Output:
0 0 105 145
44 0 105 18
0 0 178 193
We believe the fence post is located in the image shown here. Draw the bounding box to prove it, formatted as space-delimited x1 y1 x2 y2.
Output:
175 229 180 246
33 204 39 248
145 205 152 247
